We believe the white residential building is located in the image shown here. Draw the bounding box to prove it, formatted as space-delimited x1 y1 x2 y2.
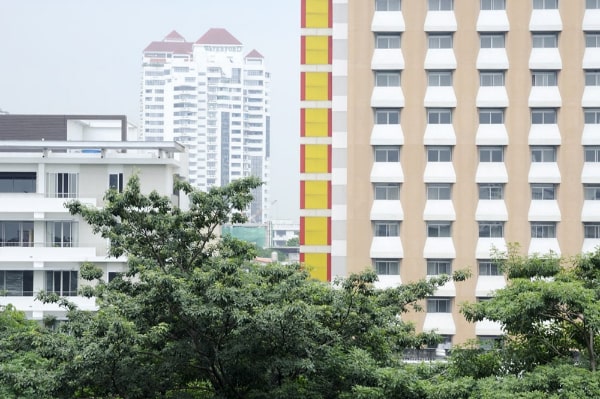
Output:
141 29 271 223
0 115 187 320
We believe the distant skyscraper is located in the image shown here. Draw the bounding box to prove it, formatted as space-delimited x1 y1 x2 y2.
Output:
141 28 271 223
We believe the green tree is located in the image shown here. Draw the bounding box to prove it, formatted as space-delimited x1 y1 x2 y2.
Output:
286 236 299 247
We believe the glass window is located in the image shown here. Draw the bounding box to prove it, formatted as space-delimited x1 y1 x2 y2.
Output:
480 33 505 48
46 221 77 247
480 71 505 86
0 221 33 247
588 0 600 8
479 183 504 200
376 0 401 11
533 0 558 9
531 146 557 162
479 109 504 124
531 222 556 238
531 184 556 200
478 260 501 276
479 146 504 162
585 146 600 162
375 71 401 86
428 71 452 86
584 223 600 238
427 108 452 124
427 146 452 162
374 259 400 275
427 183 451 200
586 70 600 86
0 172 36 193
375 34 401 49
374 146 400 162
585 109 600 124
585 184 600 200
428 0 453 10
479 221 504 237
47 173 78 198
427 222 451 237
586 33 600 48
481 0 505 10
427 298 452 313
532 71 557 86
45 271 78 296
427 259 451 275
428 34 453 49
374 221 400 237
531 109 557 124
109 173 124 193
532 33 558 48
0 271 34 296
374 183 400 200
375 109 400 124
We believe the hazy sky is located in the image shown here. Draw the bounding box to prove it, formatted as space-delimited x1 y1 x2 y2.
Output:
0 0 300 220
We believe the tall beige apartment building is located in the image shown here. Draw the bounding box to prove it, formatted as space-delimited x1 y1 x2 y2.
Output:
300 0 600 345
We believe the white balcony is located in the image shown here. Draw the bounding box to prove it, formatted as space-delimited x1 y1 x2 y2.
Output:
529 87 561 107
0 194 96 214
475 275 506 297
476 10 509 32
582 124 600 145
370 163 404 183
423 313 456 335
0 296 98 317
371 11 405 32
371 49 405 70
371 87 405 108
582 200 600 222
423 237 455 258
476 238 507 260
582 163 600 184
582 238 600 254
424 49 457 70
424 87 457 107
423 124 456 145
475 163 508 183
529 48 562 70
0 245 97 263
584 10 600 31
583 48 600 70
374 274 402 289
528 238 561 256
528 163 561 183
476 124 509 146
475 200 508 221
475 319 504 336
476 86 509 108
430 278 456 297
476 49 509 70
424 162 456 183
583 86 600 108
370 237 403 258
370 200 403 221
424 11 457 32
529 9 562 31
528 124 561 146
371 124 404 145
528 200 561 222
423 200 455 221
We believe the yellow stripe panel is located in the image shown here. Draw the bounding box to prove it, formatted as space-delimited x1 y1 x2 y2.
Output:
305 0 330 28
304 72 329 101
304 108 329 137
304 217 328 246
304 252 329 281
304 180 329 209
305 36 329 65
304 144 329 173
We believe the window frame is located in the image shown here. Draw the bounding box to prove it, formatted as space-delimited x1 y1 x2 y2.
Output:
478 260 502 276
0 221 34 247
480 71 505 87
374 108 400 125
374 183 400 200
427 298 452 313
374 146 400 162
428 0 453 10
375 0 401 11
481 0 505 10
0 270 34 296
427 108 453 124
427 221 452 238
479 108 504 124
531 222 557 238
109 173 124 193
427 146 452 162
584 184 600 200
531 71 558 86
532 33 558 48
531 146 557 162
46 221 77 247
374 259 400 275
531 184 556 200
428 33 453 49
531 108 557 124
375 33 401 49
586 33 600 48
479 183 504 200
428 70 453 87
374 221 400 237
584 222 600 238
427 183 452 200
45 270 78 296
375 71 401 87
427 259 452 275
478 221 504 238
480 33 505 49
479 146 504 162
586 70 600 86
532 0 558 10
585 108 600 124
585 146 600 162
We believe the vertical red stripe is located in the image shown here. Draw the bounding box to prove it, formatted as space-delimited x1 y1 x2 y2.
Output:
328 36 333 64
300 252 305 264
327 72 332 100
300 145 306 173
300 217 305 245
300 72 306 100
301 0 306 28
300 108 306 137
327 180 332 209
328 0 333 28
327 108 332 137
327 144 332 173
327 217 331 245
300 181 306 209
301 36 306 64
327 253 332 281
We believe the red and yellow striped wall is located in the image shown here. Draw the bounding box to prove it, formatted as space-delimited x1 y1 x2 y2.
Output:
300 0 333 281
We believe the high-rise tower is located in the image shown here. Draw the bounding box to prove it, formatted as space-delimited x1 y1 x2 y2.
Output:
142 29 271 223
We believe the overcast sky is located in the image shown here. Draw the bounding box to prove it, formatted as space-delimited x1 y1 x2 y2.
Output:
0 0 300 220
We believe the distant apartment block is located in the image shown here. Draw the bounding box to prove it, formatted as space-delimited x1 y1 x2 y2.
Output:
141 29 271 223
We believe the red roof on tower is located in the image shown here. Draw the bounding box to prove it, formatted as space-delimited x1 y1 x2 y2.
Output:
196 28 242 45
143 41 193 54
245 49 264 58
164 30 186 42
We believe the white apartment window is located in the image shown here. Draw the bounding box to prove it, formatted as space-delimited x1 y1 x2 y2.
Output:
479 183 504 200
585 184 600 200
427 146 452 162
374 183 400 200
47 173 78 198
533 0 558 9
375 71 401 87
531 146 557 162
531 222 556 238
532 71 558 86
0 221 34 247
588 0 600 9
532 184 556 200
0 271 34 296
375 34 401 49
585 108 600 124
585 146 600 162
479 221 504 237
478 260 501 276
532 33 558 48
427 259 451 275
531 109 557 124
480 71 505 86
109 173 124 193
374 259 400 275
586 33 600 48
479 146 504 162
46 271 78 296
0 172 36 193
427 298 452 313
428 71 452 86
427 183 452 200
427 221 451 237
480 33 505 48
479 109 504 124
374 146 400 162
584 223 600 238
375 109 400 124
427 108 452 124
428 0 453 10
586 70 600 86
481 0 505 10
375 0 401 11
46 221 77 247
374 221 400 237
428 34 453 49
